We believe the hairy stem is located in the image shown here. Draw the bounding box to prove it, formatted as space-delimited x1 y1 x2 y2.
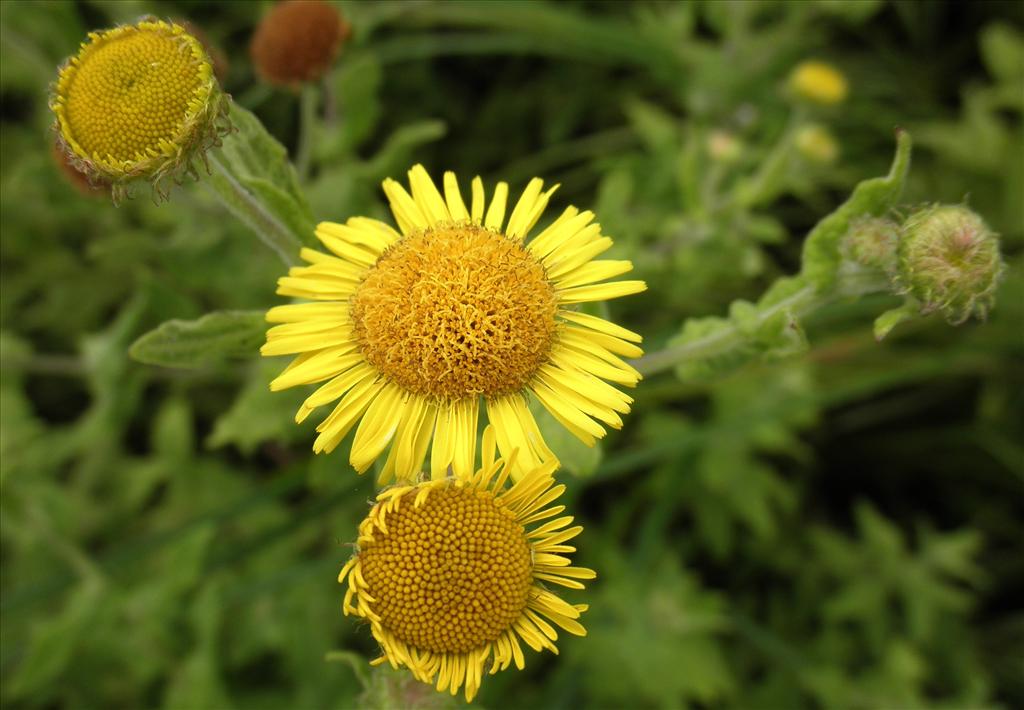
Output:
295 83 319 180
633 264 891 377
206 151 300 266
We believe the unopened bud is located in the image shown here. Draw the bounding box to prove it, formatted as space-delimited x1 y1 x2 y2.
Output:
842 217 900 273
795 124 839 164
707 130 743 163
250 0 350 88
898 205 1004 324
787 60 849 105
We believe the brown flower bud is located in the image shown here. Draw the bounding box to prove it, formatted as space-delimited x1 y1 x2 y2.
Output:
250 0 349 88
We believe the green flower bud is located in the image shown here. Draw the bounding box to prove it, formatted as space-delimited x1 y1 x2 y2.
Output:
794 124 839 164
898 205 1004 324
841 216 900 273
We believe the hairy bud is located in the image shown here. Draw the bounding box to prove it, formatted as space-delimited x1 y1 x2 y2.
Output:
842 217 900 273
898 205 1004 324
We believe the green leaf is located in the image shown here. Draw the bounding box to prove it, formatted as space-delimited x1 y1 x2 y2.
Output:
980 22 1024 87
363 120 448 178
800 131 912 289
873 301 918 341
530 398 602 477
129 310 265 369
206 102 315 256
333 54 383 154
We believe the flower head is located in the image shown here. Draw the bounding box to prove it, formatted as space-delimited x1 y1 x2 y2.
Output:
898 204 1004 324
262 165 646 481
250 0 349 88
50 19 228 201
787 60 849 105
795 123 840 164
338 430 594 702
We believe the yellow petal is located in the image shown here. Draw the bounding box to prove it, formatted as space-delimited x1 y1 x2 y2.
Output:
443 171 470 221
484 181 509 230
408 164 450 226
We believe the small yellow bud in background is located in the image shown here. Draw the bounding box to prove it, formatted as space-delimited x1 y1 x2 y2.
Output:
795 124 840 164
707 130 743 163
788 60 849 105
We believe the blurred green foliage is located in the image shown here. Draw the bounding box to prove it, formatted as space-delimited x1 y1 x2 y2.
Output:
2 1 1022 709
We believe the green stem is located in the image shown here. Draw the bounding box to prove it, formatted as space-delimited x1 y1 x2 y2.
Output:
633 265 891 378
634 285 819 377
295 83 319 180
206 151 300 266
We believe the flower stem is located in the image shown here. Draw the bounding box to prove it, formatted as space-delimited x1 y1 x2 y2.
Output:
633 265 892 378
295 83 319 180
206 151 301 266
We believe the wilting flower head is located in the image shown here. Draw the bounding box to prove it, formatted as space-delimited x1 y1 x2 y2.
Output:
51 139 107 197
262 165 646 481
250 0 349 88
787 60 849 105
898 204 1004 324
50 19 228 202
338 429 594 702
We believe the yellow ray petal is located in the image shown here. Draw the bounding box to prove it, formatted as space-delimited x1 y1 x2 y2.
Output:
556 309 643 343
443 171 470 221
350 384 406 472
527 208 592 260
484 181 509 230
557 280 647 304
408 164 450 226
470 176 485 224
382 178 428 234
553 259 634 290
505 178 544 240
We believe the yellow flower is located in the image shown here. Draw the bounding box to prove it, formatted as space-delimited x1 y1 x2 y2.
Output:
50 19 228 201
262 165 646 482
338 428 594 702
787 60 849 105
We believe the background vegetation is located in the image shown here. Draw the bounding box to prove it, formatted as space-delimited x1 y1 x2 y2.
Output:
1 1 1022 708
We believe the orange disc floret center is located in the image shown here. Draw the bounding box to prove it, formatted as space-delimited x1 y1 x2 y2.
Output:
62 28 202 162
350 223 558 400
359 486 533 655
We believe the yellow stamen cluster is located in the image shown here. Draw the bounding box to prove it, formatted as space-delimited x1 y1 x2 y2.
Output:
360 486 533 654
351 223 558 400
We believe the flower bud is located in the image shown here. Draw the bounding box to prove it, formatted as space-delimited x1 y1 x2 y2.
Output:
250 0 350 88
707 130 743 163
787 60 849 105
898 205 1004 324
795 124 839 164
50 19 229 202
841 217 900 273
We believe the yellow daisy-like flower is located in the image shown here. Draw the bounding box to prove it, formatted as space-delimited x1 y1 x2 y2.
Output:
338 428 594 702
262 165 646 482
51 19 228 201
787 59 849 106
